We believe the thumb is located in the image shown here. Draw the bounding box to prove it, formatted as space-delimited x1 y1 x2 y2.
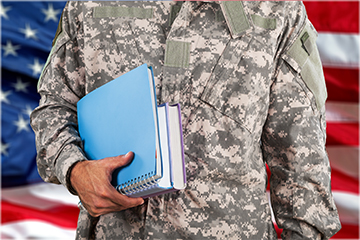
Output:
105 151 134 171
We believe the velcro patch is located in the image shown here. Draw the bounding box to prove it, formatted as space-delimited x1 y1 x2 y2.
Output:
251 14 276 30
93 6 153 19
164 40 190 68
285 20 327 111
300 31 313 55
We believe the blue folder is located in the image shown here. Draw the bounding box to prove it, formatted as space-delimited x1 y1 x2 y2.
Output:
77 64 162 191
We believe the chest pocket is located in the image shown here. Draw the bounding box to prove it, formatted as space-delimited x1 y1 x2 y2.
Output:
282 19 327 112
200 34 274 134
84 5 165 93
84 8 143 86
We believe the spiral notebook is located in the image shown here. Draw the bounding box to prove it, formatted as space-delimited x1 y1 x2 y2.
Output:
77 64 186 198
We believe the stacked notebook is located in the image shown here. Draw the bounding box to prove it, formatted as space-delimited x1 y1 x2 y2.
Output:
77 64 186 198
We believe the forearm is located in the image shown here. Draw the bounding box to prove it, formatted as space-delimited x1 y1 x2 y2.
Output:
31 94 86 193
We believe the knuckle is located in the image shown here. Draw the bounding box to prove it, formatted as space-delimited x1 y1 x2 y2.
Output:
92 199 105 209
97 188 110 199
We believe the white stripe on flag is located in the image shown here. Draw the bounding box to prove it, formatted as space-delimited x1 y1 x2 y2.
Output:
325 102 359 123
332 191 360 225
327 146 359 179
317 33 359 68
2 182 78 210
1 220 76 240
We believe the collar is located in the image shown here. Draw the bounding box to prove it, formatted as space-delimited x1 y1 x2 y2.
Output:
192 1 251 38
173 1 251 39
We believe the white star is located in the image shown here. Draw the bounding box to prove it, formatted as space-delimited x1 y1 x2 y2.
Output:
28 58 44 76
2 40 20 57
12 77 30 93
19 23 38 40
1 141 10 156
14 115 30 133
0 89 12 104
0 3 11 20
23 105 34 117
42 3 61 22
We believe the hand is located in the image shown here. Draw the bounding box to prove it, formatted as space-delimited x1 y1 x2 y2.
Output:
70 152 144 217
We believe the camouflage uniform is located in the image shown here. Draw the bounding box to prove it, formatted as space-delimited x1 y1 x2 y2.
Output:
30 1 341 239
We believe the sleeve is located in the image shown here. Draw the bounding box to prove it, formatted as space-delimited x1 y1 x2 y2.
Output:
30 1 87 195
261 4 342 240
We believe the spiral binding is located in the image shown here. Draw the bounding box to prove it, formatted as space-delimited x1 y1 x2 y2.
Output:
117 173 160 195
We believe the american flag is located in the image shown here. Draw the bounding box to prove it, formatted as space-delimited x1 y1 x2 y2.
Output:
1 2 359 239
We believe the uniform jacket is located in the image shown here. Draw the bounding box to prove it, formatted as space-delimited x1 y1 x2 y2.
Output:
30 1 341 239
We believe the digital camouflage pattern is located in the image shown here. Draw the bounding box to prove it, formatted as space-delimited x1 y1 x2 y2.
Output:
30 1 341 239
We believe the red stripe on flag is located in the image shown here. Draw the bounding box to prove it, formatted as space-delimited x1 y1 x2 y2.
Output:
331 168 359 194
304 1 359 34
324 67 359 103
326 123 359 146
332 223 359 239
1 201 79 229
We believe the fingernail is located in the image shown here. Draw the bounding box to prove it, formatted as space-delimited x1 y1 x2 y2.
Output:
125 151 134 158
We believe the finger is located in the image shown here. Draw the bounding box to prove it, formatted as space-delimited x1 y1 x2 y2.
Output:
106 183 144 208
106 151 134 171
87 189 144 216
96 174 144 209
101 152 134 177
111 196 144 211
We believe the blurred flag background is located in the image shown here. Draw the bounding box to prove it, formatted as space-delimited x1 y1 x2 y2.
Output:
1 1 359 239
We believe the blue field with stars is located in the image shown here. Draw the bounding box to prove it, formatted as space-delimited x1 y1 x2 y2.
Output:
1 2 66 187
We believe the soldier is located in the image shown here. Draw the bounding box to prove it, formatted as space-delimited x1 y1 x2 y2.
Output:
31 1 341 239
